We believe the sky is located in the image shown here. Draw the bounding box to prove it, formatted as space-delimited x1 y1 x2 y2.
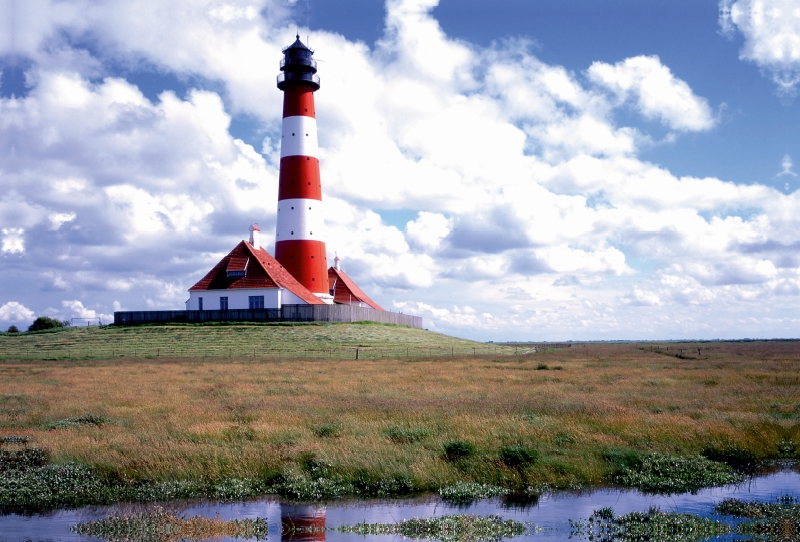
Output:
2 0 800 341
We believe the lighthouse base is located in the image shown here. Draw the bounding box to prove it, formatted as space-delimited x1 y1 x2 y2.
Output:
314 293 335 305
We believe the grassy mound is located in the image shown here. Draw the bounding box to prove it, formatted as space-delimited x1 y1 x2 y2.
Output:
0 322 497 360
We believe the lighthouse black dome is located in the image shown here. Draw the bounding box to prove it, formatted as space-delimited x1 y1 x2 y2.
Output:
277 35 320 91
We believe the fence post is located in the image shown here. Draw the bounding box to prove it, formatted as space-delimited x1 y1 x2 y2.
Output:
356 348 359 360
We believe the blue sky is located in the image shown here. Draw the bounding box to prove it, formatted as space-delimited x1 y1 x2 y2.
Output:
2 0 800 340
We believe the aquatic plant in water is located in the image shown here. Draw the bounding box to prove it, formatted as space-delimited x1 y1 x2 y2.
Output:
71 507 268 542
439 482 510 503
338 514 529 542
274 471 354 500
614 452 743 493
716 495 800 541
570 506 730 542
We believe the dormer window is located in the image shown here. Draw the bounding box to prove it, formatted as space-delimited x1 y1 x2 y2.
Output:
226 256 249 278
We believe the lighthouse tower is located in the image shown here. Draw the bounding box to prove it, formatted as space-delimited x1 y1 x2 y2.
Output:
275 36 332 303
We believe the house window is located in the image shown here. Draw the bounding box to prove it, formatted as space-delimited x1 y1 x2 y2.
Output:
220 297 228 310
249 296 264 309
198 297 203 311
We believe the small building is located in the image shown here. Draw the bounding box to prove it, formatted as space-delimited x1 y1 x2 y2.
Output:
187 226 326 311
327 255 384 310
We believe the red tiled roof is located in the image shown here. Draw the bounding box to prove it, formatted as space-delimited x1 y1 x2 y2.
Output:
226 256 249 273
327 267 384 311
190 241 326 305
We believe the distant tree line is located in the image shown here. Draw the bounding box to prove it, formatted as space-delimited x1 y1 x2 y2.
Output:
5 317 70 333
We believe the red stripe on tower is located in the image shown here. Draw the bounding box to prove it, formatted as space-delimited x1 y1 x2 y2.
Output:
275 36 332 302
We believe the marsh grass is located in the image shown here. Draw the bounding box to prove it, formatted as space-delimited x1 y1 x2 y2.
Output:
499 445 539 468
0 340 799 507
386 425 431 443
443 440 475 461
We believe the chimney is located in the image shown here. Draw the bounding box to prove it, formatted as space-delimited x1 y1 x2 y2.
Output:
334 252 341 271
249 224 261 249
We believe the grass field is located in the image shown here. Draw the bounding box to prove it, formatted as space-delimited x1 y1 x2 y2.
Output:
1 330 799 506
0 323 514 360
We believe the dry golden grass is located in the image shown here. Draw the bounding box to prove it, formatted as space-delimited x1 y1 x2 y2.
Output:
2 340 799 489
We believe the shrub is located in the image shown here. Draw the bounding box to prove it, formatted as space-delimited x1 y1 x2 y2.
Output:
385 425 430 443
6 325 19 333
28 316 66 332
313 423 341 438
443 440 475 461
43 414 109 430
603 448 645 474
500 444 539 467
701 445 758 473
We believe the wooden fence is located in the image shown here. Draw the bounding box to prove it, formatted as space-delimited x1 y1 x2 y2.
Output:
114 305 422 328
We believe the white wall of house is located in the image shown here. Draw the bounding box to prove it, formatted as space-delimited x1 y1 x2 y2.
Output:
187 288 310 310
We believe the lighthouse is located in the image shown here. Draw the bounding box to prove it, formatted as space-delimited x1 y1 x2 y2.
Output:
275 36 332 303
176 37 407 321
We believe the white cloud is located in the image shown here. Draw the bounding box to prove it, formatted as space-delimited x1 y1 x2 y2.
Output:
587 55 717 131
624 288 661 306
0 301 35 323
406 212 450 251
777 154 797 177
1 228 24 254
1 0 800 340
721 0 800 95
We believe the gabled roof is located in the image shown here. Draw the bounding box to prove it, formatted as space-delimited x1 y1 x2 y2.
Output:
190 241 326 305
327 267 384 311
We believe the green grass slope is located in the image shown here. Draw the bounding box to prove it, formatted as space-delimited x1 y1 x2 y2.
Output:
0 323 510 360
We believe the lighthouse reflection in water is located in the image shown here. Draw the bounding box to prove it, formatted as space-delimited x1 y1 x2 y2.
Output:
282 503 327 541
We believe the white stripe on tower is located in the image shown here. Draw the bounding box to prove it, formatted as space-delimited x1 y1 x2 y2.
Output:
275 198 324 241
280 116 319 158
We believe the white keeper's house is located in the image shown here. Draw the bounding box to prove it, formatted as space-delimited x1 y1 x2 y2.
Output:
186 226 326 311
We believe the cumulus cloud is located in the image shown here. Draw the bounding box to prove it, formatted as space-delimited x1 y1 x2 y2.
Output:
0 0 798 339
0 301 35 323
1 228 24 253
587 55 717 131
720 0 800 95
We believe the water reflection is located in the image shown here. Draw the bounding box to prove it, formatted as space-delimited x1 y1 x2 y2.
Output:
282 504 327 542
0 468 798 542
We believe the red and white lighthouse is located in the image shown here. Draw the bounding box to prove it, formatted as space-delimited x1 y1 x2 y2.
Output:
275 36 332 303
